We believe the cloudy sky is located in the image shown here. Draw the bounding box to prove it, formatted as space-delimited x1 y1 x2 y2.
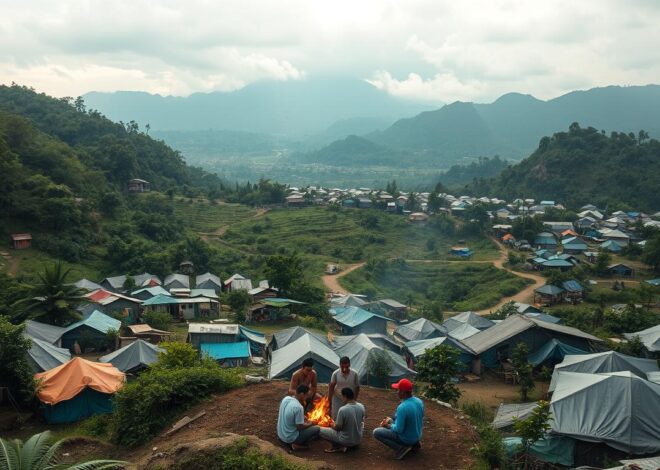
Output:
1 0 659 103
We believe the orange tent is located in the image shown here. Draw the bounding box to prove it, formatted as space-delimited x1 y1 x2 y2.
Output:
502 233 515 241
35 357 125 405
561 229 578 237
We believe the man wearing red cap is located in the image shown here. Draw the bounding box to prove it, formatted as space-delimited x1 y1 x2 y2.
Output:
372 378 424 460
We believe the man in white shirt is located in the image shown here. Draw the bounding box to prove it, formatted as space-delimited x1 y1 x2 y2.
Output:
328 356 360 420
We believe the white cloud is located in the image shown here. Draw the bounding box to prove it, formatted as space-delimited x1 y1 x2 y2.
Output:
1 0 660 100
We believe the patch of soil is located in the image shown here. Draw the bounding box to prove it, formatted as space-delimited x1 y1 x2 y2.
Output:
128 382 477 469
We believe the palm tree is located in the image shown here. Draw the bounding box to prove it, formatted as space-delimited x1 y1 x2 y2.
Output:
0 431 127 469
12 262 88 326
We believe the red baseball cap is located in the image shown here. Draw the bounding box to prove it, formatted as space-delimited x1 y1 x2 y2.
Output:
391 378 413 392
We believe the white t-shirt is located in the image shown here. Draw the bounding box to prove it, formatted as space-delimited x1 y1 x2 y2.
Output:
277 396 304 443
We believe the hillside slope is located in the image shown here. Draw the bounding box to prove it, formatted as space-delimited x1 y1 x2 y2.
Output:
470 123 660 211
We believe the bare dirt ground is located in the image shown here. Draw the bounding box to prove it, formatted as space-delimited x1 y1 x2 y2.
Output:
322 262 365 295
127 382 477 469
458 374 550 410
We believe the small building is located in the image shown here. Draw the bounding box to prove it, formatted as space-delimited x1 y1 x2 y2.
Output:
449 246 473 257
602 229 631 247
332 307 391 335
163 273 190 290
285 194 305 206
86 289 142 324
562 280 585 303
534 285 565 306
224 273 253 291
533 232 558 250
11 233 32 250
409 212 429 223
142 293 219 320
100 273 161 292
377 298 408 320
127 178 150 193
130 285 170 301
599 240 623 253
195 272 222 291
538 258 574 272
561 236 588 254
61 310 122 351
127 324 172 344
187 323 239 349
608 263 635 277
357 198 372 209
248 285 279 301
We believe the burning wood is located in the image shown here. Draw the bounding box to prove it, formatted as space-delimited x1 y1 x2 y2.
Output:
305 395 334 427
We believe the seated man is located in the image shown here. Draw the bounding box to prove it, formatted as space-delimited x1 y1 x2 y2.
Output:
288 357 321 409
373 378 424 460
319 387 365 453
277 384 320 451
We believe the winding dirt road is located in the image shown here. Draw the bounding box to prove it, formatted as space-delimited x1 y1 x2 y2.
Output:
321 262 365 294
321 237 545 314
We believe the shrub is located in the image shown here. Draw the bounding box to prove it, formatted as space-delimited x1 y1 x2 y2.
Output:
110 365 243 447
460 400 493 426
470 425 507 469
153 341 210 370
416 345 462 404
0 318 35 405
365 349 393 388
142 309 172 331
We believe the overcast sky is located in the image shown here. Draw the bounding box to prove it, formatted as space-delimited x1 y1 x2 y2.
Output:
1 0 659 103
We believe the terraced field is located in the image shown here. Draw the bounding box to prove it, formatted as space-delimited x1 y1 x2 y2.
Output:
172 198 257 233
340 259 533 312
221 206 499 263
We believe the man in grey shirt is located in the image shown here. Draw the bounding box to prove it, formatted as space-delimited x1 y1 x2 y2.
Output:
319 387 365 453
328 356 360 420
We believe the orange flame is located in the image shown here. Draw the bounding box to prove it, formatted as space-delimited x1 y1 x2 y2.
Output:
305 395 335 427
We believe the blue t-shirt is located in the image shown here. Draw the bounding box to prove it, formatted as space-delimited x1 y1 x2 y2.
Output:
277 396 304 443
390 396 424 445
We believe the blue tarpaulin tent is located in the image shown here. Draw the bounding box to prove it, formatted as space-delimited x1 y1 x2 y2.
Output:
528 338 587 367
201 341 251 366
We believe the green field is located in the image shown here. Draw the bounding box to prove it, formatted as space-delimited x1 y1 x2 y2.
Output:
220 206 498 264
0 246 103 281
172 197 257 233
340 259 533 312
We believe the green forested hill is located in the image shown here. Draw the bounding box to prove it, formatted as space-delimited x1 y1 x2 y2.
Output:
468 123 660 211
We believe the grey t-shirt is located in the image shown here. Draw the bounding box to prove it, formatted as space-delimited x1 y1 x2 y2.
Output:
335 401 365 446
330 368 359 418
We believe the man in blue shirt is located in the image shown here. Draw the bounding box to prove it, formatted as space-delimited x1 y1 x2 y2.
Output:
277 384 320 451
372 378 424 460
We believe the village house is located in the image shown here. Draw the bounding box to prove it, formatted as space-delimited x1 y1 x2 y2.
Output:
10 233 32 250
534 284 565 306
608 263 635 277
163 273 190 290
332 306 391 335
195 272 222 291
534 232 558 250
127 178 150 193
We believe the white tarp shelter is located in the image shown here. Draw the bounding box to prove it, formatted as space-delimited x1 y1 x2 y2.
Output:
549 351 659 391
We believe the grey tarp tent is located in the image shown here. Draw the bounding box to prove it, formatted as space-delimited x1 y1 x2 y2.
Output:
394 317 447 342
443 311 495 332
550 371 660 454
336 334 416 387
267 326 330 354
624 324 660 354
528 338 588 367
403 336 474 369
447 323 481 341
493 402 539 430
99 339 163 373
549 351 659 391
330 333 401 353
24 320 66 346
26 335 71 372
269 334 339 383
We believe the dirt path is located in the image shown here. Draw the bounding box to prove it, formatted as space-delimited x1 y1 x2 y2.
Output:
200 207 269 241
474 238 545 315
128 382 477 469
322 262 365 294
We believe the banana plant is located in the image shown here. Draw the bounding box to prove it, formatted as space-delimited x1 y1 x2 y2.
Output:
0 431 127 470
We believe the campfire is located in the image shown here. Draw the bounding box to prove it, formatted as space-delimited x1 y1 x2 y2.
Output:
305 395 334 427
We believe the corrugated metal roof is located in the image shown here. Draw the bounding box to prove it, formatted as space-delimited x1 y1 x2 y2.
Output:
562 280 583 292
196 272 222 286
443 311 495 331
535 284 565 295
201 341 250 360
64 310 122 335
24 320 67 344
163 273 190 288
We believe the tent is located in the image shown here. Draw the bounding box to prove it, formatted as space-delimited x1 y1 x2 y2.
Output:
550 371 660 454
239 326 267 355
201 341 251 366
24 320 66 346
528 339 588 367
549 351 659 391
493 402 539 430
394 317 447 342
330 333 401 353
332 307 390 335
403 336 474 368
25 335 71 372
443 311 494 332
503 436 575 466
269 334 339 383
447 323 481 341
99 339 163 372
268 326 330 354
330 294 367 308
624 324 660 354
336 334 416 387
35 357 125 423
